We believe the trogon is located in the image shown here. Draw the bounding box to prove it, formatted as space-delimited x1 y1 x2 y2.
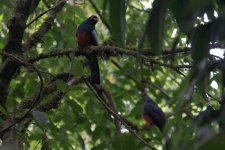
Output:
142 94 166 131
76 15 100 85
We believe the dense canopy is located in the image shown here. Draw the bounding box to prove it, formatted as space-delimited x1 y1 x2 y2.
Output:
0 0 225 149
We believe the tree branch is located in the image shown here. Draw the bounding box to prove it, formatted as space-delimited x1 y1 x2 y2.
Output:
0 0 40 109
0 52 44 134
3 0 40 53
36 91 66 112
0 74 87 134
22 0 67 51
99 86 121 133
16 73 85 111
83 78 157 150
27 46 190 63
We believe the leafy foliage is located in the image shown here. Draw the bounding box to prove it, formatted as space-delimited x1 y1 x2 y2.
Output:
0 0 225 149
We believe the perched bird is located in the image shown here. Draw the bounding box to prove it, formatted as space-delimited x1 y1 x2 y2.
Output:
142 94 166 131
76 15 100 84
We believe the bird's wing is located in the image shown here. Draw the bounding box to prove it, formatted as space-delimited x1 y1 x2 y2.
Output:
91 29 98 46
144 103 165 130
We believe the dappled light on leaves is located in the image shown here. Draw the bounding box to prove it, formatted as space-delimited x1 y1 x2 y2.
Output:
0 0 225 150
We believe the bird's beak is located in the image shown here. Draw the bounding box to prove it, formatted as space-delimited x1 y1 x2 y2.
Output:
93 17 99 22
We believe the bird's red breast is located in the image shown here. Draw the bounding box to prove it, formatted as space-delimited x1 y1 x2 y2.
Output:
76 32 93 47
143 115 154 125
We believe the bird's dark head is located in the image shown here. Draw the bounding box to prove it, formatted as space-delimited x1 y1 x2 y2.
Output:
77 15 99 32
87 15 99 25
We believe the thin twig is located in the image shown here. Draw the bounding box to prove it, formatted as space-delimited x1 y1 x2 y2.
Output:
166 102 204 118
143 57 193 69
143 80 171 99
156 51 191 61
210 54 223 60
128 4 150 12
143 61 187 76
26 0 67 27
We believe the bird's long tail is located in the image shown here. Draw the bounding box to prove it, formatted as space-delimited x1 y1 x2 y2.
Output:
86 54 100 85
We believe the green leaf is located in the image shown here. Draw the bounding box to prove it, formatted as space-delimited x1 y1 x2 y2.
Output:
109 0 126 46
198 132 225 150
146 0 169 55
41 137 50 150
169 0 193 33
16 132 30 148
92 143 109 150
0 105 7 115
190 0 215 7
32 111 49 125
191 26 210 64
112 133 138 150
66 100 85 123
71 59 84 76
56 80 68 91
116 62 136 77
102 0 109 18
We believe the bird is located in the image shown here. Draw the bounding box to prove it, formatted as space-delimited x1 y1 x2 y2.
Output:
142 94 166 131
76 15 100 85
